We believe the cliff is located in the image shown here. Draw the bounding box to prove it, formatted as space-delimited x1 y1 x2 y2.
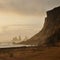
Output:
20 6 60 46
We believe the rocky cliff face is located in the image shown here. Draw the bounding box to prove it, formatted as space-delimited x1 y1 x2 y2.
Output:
20 6 60 46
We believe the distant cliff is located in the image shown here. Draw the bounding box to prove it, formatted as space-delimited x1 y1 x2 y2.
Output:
20 6 60 46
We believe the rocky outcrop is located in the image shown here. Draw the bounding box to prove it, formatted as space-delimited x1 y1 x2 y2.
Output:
20 6 60 46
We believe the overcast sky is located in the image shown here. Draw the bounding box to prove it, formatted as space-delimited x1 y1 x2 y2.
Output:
0 0 60 42
0 0 60 28
0 0 60 15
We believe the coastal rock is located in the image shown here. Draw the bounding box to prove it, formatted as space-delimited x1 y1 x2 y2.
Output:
20 6 60 46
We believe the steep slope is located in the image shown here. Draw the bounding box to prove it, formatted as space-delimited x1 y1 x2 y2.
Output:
20 6 60 46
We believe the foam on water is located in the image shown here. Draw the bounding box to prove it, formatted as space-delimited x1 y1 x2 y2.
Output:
0 43 36 48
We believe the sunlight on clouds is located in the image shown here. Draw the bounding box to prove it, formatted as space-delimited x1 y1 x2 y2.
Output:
0 11 45 34
0 11 45 42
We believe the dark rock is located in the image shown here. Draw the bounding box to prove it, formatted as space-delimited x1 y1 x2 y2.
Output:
20 6 60 47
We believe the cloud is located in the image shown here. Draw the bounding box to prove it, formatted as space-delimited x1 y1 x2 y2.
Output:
0 0 60 15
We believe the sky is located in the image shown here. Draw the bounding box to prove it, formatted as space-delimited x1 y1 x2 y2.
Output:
0 0 60 42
